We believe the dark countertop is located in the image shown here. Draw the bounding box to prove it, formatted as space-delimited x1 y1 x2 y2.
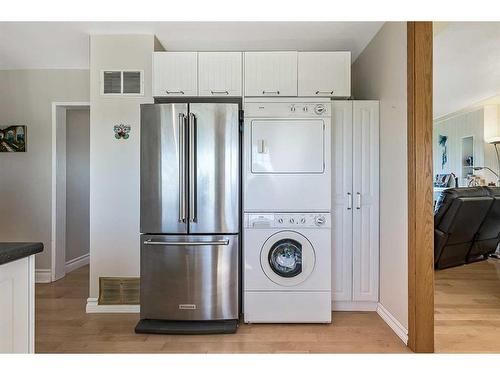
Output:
0 242 44 266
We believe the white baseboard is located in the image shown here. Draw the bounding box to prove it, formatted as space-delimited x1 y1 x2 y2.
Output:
332 301 378 311
86 297 140 313
377 303 408 345
65 253 89 274
35 269 52 283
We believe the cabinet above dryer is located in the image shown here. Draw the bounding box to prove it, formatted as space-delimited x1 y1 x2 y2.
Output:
244 51 298 97
298 52 351 98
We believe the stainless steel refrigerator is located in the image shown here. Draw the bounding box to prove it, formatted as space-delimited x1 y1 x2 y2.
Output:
136 102 240 334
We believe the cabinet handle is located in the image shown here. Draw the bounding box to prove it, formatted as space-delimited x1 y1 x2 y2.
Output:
347 192 352 210
356 192 361 209
166 90 185 95
210 90 229 95
315 90 334 95
262 90 280 95
144 239 229 246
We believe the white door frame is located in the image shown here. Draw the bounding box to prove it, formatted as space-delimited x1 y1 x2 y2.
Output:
50 102 90 282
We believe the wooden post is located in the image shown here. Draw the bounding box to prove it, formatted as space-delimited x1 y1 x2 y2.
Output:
407 21 435 353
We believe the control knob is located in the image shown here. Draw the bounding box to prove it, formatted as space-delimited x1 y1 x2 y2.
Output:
315 216 326 226
289 218 295 224
278 218 284 224
314 104 326 115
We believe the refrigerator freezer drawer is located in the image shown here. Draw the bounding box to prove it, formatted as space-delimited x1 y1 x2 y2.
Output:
140 234 239 321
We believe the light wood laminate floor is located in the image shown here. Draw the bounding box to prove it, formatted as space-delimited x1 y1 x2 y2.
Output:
435 258 500 353
36 266 409 353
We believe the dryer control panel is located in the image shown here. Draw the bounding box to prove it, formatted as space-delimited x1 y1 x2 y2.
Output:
244 213 330 229
244 100 331 118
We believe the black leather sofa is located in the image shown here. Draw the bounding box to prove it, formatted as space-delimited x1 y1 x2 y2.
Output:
434 187 500 269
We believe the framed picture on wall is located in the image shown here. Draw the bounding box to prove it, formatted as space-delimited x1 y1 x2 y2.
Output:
0 125 26 152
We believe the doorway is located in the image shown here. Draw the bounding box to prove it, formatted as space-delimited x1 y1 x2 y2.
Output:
432 22 500 352
51 102 91 281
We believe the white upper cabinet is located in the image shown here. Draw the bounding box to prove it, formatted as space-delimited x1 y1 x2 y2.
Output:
298 52 351 97
244 52 298 97
153 52 198 96
198 52 242 96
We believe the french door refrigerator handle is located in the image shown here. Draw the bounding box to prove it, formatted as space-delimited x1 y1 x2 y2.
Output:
144 239 230 246
189 112 197 223
178 113 187 223
347 192 352 210
356 192 361 209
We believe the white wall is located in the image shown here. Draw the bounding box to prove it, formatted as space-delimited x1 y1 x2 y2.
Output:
0 70 89 270
65 108 90 262
89 35 154 299
352 22 409 329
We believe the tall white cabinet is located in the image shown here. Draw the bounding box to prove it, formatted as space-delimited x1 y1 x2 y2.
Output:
332 100 379 310
0 256 35 353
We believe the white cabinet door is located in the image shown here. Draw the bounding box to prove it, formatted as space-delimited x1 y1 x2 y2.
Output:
153 52 197 96
198 52 242 96
298 52 351 97
352 101 379 302
331 101 354 302
0 256 34 353
244 52 298 97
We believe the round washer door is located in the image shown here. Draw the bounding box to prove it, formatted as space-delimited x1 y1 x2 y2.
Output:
260 231 316 287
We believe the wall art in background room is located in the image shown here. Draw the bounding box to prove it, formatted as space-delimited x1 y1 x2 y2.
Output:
438 134 448 170
0 125 26 152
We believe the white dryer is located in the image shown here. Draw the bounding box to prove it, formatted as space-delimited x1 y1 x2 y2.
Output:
243 98 331 212
243 213 331 323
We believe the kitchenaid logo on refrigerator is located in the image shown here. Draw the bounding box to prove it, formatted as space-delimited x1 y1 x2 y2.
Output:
178 304 197 310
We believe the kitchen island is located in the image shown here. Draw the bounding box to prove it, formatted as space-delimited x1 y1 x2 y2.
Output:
0 242 43 353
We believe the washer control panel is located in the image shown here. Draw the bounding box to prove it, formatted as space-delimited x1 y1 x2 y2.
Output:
245 213 330 229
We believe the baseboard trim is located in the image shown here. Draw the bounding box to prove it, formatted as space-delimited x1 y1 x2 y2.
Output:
86 297 140 313
376 303 408 345
332 301 378 311
35 269 52 283
65 253 89 274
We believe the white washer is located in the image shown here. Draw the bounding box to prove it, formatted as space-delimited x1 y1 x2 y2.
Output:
243 212 331 323
243 98 331 212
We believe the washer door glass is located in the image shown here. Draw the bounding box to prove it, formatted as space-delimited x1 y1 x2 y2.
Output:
268 239 302 278
260 231 316 287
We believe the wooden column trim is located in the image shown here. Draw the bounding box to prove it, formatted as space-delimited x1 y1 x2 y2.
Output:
407 21 435 353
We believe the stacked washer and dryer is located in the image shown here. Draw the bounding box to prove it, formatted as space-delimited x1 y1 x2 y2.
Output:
243 98 332 323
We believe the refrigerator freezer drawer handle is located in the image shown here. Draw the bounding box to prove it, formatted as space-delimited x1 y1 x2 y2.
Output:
143 240 230 246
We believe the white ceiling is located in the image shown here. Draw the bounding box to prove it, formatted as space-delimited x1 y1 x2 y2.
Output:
434 22 500 119
0 22 383 70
